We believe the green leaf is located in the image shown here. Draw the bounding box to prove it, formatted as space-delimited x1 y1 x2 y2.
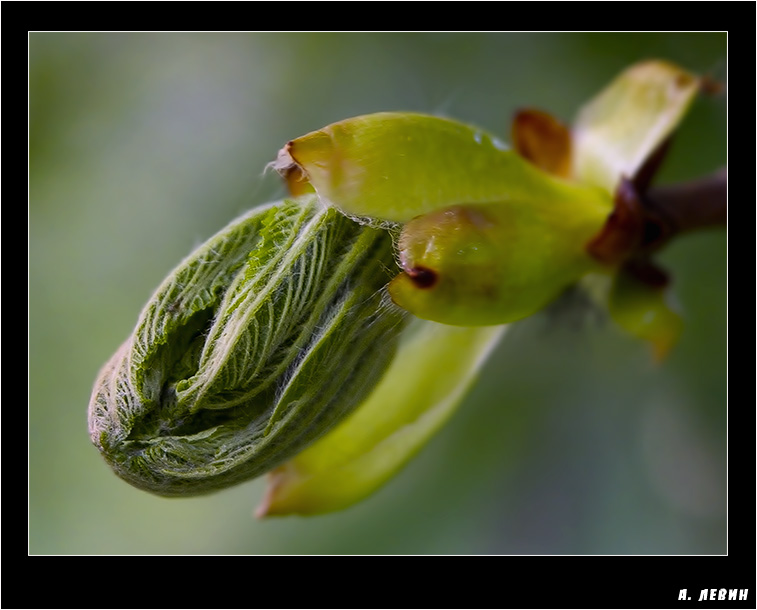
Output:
607 265 682 361
257 319 506 516
274 111 610 224
274 112 615 327
388 197 610 326
572 60 700 194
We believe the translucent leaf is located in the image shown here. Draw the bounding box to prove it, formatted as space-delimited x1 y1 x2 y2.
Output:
257 319 506 516
572 60 700 194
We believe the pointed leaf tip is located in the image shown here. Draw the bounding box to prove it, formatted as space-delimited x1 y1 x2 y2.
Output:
257 320 506 516
573 60 701 194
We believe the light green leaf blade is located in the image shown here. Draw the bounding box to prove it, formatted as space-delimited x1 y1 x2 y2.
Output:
572 60 700 194
607 267 682 362
257 319 506 516
389 196 610 327
274 112 609 223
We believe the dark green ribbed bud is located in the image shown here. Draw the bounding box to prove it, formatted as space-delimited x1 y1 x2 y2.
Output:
88 194 406 496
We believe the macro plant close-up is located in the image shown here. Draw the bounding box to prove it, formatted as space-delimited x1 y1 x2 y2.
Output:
30 33 727 556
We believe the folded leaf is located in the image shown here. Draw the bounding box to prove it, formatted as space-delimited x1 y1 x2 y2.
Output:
274 112 609 224
389 197 610 326
572 60 700 194
257 319 506 516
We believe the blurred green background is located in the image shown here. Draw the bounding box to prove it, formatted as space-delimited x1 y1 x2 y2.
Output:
30 32 726 555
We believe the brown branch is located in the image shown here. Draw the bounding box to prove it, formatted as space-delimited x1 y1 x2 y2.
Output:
646 168 727 235
587 168 727 267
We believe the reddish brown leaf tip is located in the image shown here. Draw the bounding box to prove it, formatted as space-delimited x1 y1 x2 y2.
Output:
511 108 572 178
406 266 438 289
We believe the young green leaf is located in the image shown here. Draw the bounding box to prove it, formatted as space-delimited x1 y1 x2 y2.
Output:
274 111 611 224
257 319 506 517
572 60 701 193
274 112 616 326
389 193 611 326
607 265 682 361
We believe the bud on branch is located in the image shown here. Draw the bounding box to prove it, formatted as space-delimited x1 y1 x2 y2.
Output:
89 59 725 514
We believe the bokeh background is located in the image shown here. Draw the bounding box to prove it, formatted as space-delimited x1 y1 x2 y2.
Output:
30 32 727 555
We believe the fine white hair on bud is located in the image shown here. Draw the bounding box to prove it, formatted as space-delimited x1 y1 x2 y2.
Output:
89 194 407 496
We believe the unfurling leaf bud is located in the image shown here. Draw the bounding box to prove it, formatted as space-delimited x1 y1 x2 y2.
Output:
88 195 406 496
274 111 614 326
